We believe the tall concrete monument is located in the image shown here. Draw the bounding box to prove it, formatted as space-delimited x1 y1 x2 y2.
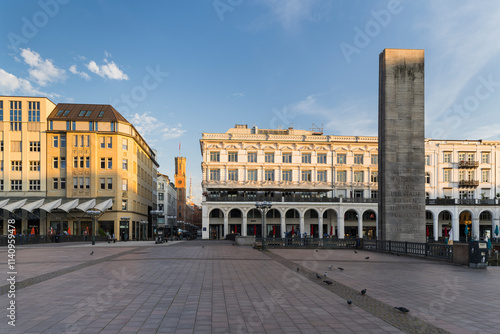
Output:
378 49 425 243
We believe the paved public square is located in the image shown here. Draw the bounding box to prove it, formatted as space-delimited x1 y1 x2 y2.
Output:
0 240 499 334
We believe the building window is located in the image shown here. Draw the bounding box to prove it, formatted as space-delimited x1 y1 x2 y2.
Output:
79 135 84 147
73 177 78 189
337 154 346 164
110 122 116 132
122 199 128 211
0 100 2 120
100 178 106 190
210 169 220 181
29 141 40 152
282 170 292 181
354 154 364 165
49 120 53 130
459 169 465 181
28 101 40 122
60 157 66 169
107 178 113 189
425 155 430 165
282 153 292 163
228 152 238 162
61 178 66 189
301 170 312 182
79 110 86 117
107 137 112 148
0 160 2 171
53 157 59 169
158 192 164 200
337 171 346 182
60 135 66 148
73 157 78 168
122 179 128 191
0 180 2 190
370 171 378 183
444 169 452 182
425 172 431 184
247 169 257 181
317 154 327 164
108 158 113 169
482 152 490 164
354 171 364 183
209 151 220 162
73 135 78 147
122 159 127 170
79 177 84 189
11 180 22 191
444 152 452 163
11 161 22 171
227 170 238 181
122 139 128 150
10 101 22 131
317 170 327 182
72 121 76 131
53 178 59 190
248 152 257 163
89 121 94 131
482 170 490 182
264 170 275 181
66 121 71 130
100 137 105 148
29 180 40 191
85 135 90 147
265 152 274 163
29 161 40 172
371 190 378 199
100 158 105 169
85 156 90 168
371 155 378 165
302 153 311 164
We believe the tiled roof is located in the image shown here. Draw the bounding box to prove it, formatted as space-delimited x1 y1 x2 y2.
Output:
48 103 128 123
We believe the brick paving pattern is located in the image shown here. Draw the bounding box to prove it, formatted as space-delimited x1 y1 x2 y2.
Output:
0 240 498 333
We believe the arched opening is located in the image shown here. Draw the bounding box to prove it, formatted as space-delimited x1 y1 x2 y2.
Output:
438 210 452 241
323 209 338 237
344 209 359 238
285 208 300 236
479 211 493 240
228 208 243 235
209 208 224 240
305 208 320 238
246 209 262 237
425 211 434 240
266 208 281 238
459 210 472 241
362 210 376 239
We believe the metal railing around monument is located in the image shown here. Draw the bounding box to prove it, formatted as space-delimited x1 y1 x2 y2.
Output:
255 237 453 261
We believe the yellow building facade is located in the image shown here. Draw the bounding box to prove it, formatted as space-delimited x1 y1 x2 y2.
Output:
0 97 159 240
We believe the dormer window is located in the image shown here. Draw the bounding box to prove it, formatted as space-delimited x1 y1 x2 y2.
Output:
85 110 92 117
56 110 64 116
78 110 86 116
98 111 104 117
62 110 70 116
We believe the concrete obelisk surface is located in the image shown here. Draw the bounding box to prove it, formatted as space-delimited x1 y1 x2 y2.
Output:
378 49 425 243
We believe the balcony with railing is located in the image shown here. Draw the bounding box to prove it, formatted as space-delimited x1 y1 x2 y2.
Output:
458 180 479 187
458 161 479 168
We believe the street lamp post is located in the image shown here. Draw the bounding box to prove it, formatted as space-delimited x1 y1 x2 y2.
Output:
86 209 102 246
150 210 163 244
255 202 272 250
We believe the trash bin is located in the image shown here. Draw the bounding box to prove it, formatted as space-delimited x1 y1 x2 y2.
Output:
55 235 60 243
469 240 488 269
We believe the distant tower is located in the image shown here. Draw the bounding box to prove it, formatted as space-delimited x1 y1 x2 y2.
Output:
188 174 194 204
175 157 186 222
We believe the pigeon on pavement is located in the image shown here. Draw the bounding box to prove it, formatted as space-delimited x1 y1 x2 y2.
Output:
316 273 321 279
365 256 370 260
347 299 352 305
395 307 410 313
90 251 94 255
323 280 333 285
361 289 367 295
338 267 344 271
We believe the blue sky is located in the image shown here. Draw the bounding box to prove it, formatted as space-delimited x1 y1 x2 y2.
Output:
2 0 500 204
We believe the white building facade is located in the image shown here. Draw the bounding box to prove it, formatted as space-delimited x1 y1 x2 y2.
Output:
200 125 500 242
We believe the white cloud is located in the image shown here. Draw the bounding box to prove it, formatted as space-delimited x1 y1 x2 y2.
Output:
20 48 66 86
69 65 91 80
87 60 129 80
0 68 59 98
233 92 244 97
130 112 186 140
421 3 500 127
278 94 377 136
